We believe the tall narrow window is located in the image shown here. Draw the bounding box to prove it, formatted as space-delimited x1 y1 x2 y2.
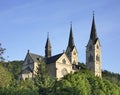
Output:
27 59 30 64
96 54 100 61
88 54 93 62
89 45 92 51
97 45 99 49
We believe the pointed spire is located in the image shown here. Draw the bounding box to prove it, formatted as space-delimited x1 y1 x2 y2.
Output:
90 12 98 43
45 32 51 49
45 32 51 58
68 22 75 49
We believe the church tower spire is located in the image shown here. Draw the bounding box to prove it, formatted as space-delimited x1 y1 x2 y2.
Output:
90 13 98 44
68 23 75 50
66 23 78 65
45 32 51 58
86 13 102 77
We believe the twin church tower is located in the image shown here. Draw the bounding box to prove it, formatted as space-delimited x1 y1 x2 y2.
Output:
86 14 102 77
19 14 102 80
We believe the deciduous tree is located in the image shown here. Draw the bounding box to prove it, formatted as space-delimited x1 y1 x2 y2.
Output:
0 43 6 62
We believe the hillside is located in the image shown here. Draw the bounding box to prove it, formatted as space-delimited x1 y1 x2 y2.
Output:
1 60 23 79
103 70 120 87
52 70 120 95
0 61 120 95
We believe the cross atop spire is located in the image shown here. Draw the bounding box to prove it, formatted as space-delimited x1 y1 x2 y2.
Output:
68 22 75 50
90 13 98 44
47 32 49 39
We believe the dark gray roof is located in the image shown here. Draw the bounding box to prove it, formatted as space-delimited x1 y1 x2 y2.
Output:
27 51 64 64
68 23 75 50
29 52 44 63
90 15 98 44
45 34 51 49
20 67 33 74
46 53 63 64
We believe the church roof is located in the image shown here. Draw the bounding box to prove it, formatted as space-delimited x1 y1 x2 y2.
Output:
90 14 98 44
46 53 63 64
19 67 33 74
28 52 44 63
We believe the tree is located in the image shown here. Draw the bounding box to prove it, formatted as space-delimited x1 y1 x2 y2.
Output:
5 61 23 79
0 79 39 95
34 58 55 95
0 64 12 87
103 70 120 87
0 43 6 62
51 69 120 95
52 72 91 95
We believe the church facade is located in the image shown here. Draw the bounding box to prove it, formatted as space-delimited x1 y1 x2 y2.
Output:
19 15 102 80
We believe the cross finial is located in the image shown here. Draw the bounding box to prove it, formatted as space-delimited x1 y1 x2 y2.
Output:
47 32 49 38
93 11 95 16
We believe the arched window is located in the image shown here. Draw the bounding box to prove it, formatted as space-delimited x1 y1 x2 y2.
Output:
96 54 100 61
73 51 76 55
97 45 99 49
62 59 66 64
61 68 68 76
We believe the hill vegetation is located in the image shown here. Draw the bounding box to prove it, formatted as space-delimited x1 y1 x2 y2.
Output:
0 61 120 95
102 70 120 87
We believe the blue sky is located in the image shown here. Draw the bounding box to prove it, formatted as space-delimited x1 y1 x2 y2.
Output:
0 0 120 73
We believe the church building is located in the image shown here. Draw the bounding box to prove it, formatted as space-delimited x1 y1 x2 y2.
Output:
19 23 78 80
19 14 102 80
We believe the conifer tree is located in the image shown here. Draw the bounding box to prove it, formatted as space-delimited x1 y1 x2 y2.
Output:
34 58 55 95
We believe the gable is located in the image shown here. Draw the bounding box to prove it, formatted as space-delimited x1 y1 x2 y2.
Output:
56 53 70 65
29 53 43 63
21 67 33 74
23 53 34 66
95 39 101 47
22 52 44 71
71 47 78 56
23 52 44 65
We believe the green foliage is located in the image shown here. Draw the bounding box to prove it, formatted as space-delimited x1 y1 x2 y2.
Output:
34 59 55 95
103 70 120 87
0 61 120 95
53 72 91 95
78 62 87 70
0 64 12 88
51 70 120 95
0 43 6 62
1 61 23 79
0 80 39 95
